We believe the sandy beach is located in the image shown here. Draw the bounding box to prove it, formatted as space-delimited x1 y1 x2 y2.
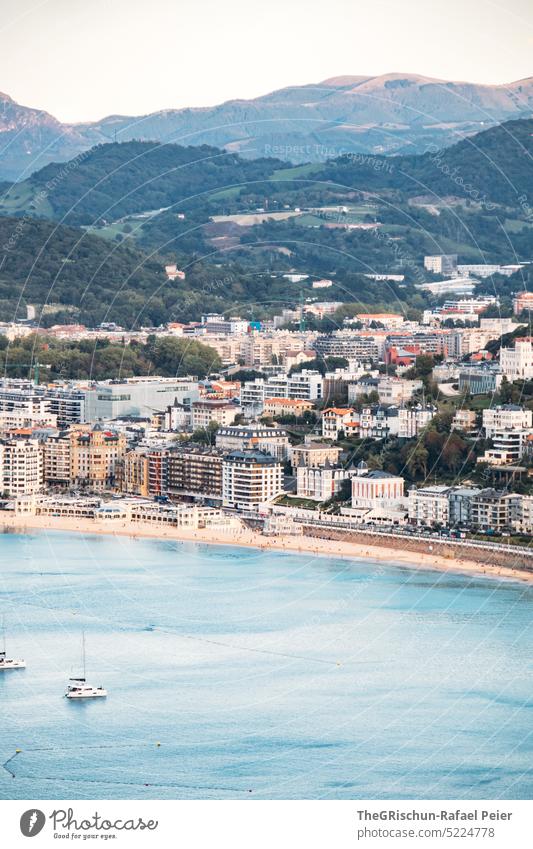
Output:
1 513 532 585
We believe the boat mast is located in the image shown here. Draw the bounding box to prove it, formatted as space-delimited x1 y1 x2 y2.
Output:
82 630 86 679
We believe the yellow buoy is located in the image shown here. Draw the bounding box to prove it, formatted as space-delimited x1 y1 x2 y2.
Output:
15 748 21 753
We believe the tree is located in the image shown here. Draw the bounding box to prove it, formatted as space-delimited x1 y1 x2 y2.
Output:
404 443 429 479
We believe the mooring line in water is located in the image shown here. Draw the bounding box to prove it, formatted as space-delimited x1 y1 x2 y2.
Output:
2 750 20 777
2 750 252 793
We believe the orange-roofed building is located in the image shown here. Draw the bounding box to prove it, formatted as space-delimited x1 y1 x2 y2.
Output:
321 407 359 439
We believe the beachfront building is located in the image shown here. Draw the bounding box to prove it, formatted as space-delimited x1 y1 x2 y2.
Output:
351 471 405 509
448 487 482 527
0 437 43 496
43 431 71 487
296 461 355 502
408 485 452 526
118 448 150 497
70 424 127 491
167 446 224 500
222 450 283 509
470 489 518 531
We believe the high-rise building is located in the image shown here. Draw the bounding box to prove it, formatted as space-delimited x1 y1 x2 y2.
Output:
0 438 43 496
222 450 283 509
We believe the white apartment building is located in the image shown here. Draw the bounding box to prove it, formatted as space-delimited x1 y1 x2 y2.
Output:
222 450 283 509
478 429 533 466
359 406 399 439
408 486 451 526
164 400 192 431
191 400 241 429
241 371 323 407
397 406 436 439
296 463 355 502
377 378 423 405
482 405 533 438
0 438 43 496
500 339 533 381
424 254 458 275
321 407 359 439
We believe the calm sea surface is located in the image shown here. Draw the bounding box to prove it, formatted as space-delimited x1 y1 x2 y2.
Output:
0 531 531 800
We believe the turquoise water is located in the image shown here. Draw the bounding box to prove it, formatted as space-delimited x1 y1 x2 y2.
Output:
0 531 531 800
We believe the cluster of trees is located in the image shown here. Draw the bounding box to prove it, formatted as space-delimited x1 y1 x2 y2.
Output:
344 412 483 484
0 334 220 381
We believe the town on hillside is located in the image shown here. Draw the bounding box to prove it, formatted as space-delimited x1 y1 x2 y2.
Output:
1 254 533 553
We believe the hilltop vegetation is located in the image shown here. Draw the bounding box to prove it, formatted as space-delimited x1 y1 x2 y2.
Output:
0 119 532 329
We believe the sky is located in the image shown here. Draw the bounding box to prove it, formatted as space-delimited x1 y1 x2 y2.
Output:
1 0 532 122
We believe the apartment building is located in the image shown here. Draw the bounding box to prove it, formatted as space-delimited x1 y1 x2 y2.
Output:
359 406 399 439
478 429 532 466
408 486 451 526
296 462 354 502
290 442 342 469
167 446 224 500
448 487 482 526
191 400 241 429
70 424 127 491
482 405 533 438
321 407 359 439
397 406 436 439
470 489 517 531
215 425 290 459
513 292 533 315
222 450 283 509
500 339 533 381
0 438 43 496
118 448 150 497
424 254 458 275
314 334 380 361
262 398 315 418
43 431 71 486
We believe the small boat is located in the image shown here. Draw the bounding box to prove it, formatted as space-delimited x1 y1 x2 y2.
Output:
0 650 26 671
0 618 26 671
65 632 107 699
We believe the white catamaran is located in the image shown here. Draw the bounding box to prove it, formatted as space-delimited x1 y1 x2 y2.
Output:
65 631 107 699
0 617 26 671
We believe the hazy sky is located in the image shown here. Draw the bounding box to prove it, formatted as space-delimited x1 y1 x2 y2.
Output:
1 0 532 122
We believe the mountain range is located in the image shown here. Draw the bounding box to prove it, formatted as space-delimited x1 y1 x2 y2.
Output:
1 72 533 181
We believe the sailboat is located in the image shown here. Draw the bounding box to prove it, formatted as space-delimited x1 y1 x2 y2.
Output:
65 631 107 699
0 617 26 671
